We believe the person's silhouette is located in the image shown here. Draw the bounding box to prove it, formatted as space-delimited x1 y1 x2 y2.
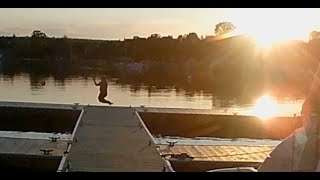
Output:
93 76 113 105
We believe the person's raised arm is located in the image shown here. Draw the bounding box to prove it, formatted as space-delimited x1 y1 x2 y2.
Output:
93 77 100 86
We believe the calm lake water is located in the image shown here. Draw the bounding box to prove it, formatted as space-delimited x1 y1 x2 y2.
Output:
0 72 304 118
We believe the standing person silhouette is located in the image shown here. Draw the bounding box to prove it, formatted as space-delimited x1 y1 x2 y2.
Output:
93 76 113 105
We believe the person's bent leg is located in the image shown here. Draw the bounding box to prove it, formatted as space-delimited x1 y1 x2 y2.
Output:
98 93 113 105
98 93 108 103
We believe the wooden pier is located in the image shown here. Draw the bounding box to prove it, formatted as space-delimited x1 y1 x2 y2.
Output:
64 106 164 172
0 102 303 172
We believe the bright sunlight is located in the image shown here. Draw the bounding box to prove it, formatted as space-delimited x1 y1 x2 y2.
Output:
229 8 319 49
251 94 280 120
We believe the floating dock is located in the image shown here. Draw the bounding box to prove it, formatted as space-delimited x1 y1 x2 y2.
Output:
65 106 164 172
0 101 302 172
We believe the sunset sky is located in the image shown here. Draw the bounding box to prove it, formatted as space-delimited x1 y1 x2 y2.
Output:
0 8 319 41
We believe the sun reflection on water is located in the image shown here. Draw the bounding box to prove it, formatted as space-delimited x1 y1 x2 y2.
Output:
250 94 280 120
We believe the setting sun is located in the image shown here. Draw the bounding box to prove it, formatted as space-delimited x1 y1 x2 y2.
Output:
229 8 319 48
251 94 280 120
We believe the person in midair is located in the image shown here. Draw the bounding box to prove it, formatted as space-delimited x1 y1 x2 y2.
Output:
93 76 113 105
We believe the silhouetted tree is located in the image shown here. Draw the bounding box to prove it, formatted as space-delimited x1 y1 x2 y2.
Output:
31 30 47 38
177 35 184 42
148 34 161 39
214 22 236 36
185 32 200 43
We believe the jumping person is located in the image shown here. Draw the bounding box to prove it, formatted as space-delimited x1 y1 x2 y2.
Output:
93 76 113 105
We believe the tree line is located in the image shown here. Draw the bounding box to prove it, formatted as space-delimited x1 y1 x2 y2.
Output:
0 22 239 62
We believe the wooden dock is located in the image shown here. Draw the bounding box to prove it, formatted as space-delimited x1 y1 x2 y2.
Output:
0 101 298 172
65 106 164 172
0 137 68 157
158 144 275 171
159 144 275 162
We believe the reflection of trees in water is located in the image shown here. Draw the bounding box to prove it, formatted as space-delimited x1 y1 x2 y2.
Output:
0 64 16 83
28 72 49 91
118 84 129 91
0 69 259 102
53 79 66 90
147 86 152 97
0 73 14 85
82 77 89 87
1 61 264 102
0 62 305 104
129 84 141 93
185 91 196 100
0 63 74 91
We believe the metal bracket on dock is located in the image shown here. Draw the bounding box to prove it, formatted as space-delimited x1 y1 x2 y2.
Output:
139 105 148 112
40 149 53 155
73 103 80 110
166 141 177 147
49 136 60 142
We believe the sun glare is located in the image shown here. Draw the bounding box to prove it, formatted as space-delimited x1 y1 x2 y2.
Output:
251 94 280 120
228 8 319 49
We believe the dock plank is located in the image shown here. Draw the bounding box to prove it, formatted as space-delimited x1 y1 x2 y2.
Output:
66 106 164 172
158 144 275 163
0 137 68 157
